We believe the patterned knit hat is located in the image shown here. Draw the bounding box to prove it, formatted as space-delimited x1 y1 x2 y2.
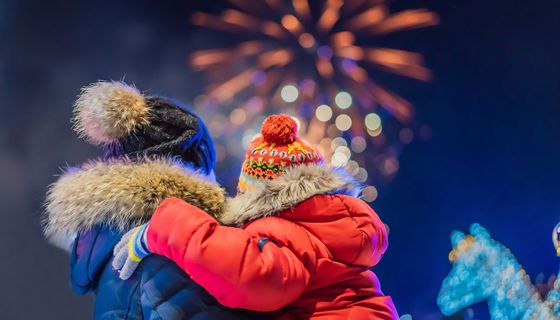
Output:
238 114 323 193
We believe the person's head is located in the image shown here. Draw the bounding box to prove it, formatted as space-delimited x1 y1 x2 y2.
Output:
73 81 215 175
238 114 323 193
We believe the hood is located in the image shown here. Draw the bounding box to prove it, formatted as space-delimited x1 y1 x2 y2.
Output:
44 157 226 251
221 164 361 226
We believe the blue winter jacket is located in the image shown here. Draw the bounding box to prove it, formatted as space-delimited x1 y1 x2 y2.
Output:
70 225 251 319
44 158 261 320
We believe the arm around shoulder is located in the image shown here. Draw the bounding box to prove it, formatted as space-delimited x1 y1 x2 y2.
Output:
146 197 315 311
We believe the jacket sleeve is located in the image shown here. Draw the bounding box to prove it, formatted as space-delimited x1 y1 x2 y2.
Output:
343 195 389 266
145 197 314 312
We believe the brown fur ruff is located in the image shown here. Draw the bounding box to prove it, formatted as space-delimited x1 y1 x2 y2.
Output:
222 164 362 226
43 157 226 247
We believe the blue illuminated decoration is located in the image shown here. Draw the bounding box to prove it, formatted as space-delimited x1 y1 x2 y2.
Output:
438 223 560 319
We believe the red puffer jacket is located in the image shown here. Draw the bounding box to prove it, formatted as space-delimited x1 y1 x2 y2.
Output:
146 164 398 319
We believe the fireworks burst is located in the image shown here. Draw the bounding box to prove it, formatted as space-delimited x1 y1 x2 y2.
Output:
190 0 439 195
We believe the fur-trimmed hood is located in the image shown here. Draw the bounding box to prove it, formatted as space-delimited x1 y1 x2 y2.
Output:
43 157 225 249
221 164 362 226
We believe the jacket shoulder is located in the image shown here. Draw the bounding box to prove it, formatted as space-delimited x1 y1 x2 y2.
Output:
284 194 388 267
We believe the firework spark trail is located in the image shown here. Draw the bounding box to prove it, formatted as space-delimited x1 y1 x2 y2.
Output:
189 0 438 193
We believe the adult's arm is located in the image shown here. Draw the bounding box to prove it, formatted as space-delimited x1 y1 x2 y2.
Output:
146 197 316 311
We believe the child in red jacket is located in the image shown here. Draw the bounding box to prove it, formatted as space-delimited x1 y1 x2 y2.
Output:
114 114 399 319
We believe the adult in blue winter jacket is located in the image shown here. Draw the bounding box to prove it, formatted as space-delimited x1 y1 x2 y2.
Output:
43 81 256 319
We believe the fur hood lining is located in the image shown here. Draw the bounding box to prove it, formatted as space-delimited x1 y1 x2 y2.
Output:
43 157 225 245
221 164 361 226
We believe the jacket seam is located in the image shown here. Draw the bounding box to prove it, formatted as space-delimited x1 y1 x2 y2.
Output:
285 217 328 277
125 276 142 320
336 195 368 265
298 224 320 277
85 230 100 284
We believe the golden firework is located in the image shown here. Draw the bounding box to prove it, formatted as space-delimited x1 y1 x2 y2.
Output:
190 0 438 191
191 0 437 122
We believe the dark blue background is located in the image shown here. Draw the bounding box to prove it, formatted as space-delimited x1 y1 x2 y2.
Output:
2 0 559 319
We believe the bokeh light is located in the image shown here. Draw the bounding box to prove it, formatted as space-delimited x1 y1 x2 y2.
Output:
280 84 299 103
189 0 439 195
351 136 367 153
331 151 349 167
355 167 368 182
362 186 379 202
335 114 352 131
400 128 414 144
298 33 316 49
365 113 382 131
335 91 352 109
383 156 400 176
229 108 247 125
367 126 383 137
315 104 333 122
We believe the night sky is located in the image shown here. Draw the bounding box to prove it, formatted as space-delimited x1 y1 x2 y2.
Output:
2 0 560 319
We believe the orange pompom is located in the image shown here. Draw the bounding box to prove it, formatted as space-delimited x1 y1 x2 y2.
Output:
261 114 297 145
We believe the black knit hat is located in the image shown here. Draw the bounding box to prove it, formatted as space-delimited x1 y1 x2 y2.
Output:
73 81 216 174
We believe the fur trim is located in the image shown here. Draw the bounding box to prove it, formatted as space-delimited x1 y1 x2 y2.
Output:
221 164 362 226
43 157 225 245
73 81 151 145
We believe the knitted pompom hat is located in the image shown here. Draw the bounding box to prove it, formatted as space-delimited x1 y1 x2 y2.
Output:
238 114 323 193
73 81 216 175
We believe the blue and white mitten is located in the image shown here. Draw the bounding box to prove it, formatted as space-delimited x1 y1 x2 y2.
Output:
112 223 150 280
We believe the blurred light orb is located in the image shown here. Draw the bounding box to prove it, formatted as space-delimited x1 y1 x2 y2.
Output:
342 58 358 73
335 145 351 158
298 33 316 48
383 157 400 175
315 104 333 122
334 91 352 109
355 167 368 182
335 114 352 131
345 160 359 175
367 126 383 137
399 128 414 144
351 136 367 153
317 45 333 60
229 108 247 125
280 84 299 103
330 137 347 150
362 186 378 202
300 79 316 95
331 151 349 167
364 113 382 131
246 96 264 113
251 71 267 86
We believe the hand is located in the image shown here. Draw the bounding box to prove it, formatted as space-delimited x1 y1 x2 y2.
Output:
112 223 150 280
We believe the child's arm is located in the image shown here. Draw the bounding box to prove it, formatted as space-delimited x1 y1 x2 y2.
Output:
145 197 316 312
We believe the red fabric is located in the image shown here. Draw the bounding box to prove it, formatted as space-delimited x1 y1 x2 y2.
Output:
147 195 398 319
